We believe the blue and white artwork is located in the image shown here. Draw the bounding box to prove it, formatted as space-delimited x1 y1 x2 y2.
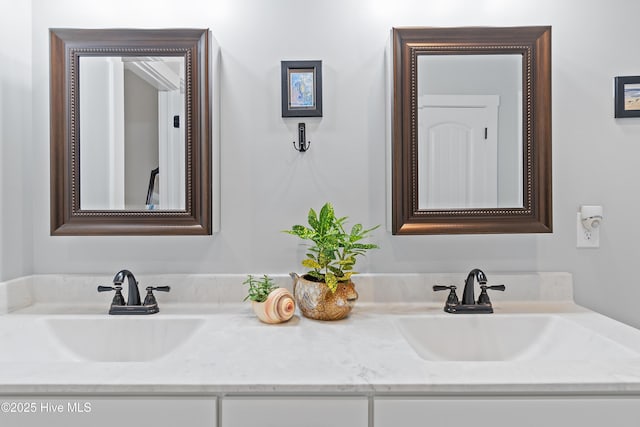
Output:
289 70 315 108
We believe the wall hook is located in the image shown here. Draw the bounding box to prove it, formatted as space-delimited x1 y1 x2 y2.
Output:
293 122 311 152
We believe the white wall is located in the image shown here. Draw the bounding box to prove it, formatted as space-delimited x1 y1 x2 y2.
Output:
80 57 124 210
0 0 32 280
17 0 640 328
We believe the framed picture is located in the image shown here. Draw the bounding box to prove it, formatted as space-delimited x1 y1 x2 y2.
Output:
281 60 322 117
615 76 640 118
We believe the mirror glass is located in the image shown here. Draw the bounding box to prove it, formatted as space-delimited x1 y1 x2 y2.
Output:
79 56 186 211
50 28 211 235
391 26 552 235
417 54 523 210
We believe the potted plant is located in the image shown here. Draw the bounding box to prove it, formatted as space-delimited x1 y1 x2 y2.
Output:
243 275 295 324
284 202 379 320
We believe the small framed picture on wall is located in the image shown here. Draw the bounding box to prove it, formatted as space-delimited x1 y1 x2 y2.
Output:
281 60 322 117
615 76 640 118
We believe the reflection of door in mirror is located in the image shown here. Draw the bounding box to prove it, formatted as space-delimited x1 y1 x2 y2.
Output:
417 54 523 210
418 95 498 209
79 56 185 211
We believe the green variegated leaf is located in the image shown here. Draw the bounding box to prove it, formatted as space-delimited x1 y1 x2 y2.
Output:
317 252 329 268
302 258 322 269
325 272 338 293
308 208 319 230
284 224 305 236
337 257 355 267
323 203 337 231
352 243 379 250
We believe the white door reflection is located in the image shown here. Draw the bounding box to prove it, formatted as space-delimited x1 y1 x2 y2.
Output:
418 95 498 210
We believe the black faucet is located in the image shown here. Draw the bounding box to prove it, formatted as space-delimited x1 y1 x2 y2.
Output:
98 269 170 315
112 269 141 306
433 268 504 314
462 268 487 305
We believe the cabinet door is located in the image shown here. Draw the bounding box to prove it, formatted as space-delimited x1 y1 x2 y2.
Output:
375 397 640 427
222 396 368 427
0 396 216 427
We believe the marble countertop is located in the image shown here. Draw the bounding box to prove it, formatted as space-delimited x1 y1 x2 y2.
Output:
1 273 640 395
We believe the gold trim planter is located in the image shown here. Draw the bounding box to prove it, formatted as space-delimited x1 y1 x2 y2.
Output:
290 273 358 321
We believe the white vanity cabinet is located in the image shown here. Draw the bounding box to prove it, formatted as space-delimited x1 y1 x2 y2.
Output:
221 396 368 427
374 396 640 427
0 396 216 427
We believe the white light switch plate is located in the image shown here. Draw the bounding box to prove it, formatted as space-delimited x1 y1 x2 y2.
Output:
576 212 599 248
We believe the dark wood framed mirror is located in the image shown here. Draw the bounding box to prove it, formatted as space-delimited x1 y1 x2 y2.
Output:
50 28 211 235
392 26 552 234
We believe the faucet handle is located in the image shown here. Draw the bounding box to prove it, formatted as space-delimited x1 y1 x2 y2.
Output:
478 284 505 304
143 286 171 306
97 285 125 306
433 285 459 306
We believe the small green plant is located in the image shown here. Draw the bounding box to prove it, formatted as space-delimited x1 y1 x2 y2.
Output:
283 202 379 293
243 274 278 303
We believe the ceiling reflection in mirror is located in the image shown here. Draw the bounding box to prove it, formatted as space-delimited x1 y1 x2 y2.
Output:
417 54 523 210
79 56 186 211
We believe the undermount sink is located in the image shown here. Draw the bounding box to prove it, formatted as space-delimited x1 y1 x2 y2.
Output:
44 316 205 362
396 314 640 362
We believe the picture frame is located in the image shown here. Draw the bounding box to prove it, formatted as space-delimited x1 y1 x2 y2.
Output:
615 76 640 118
281 60 322 117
